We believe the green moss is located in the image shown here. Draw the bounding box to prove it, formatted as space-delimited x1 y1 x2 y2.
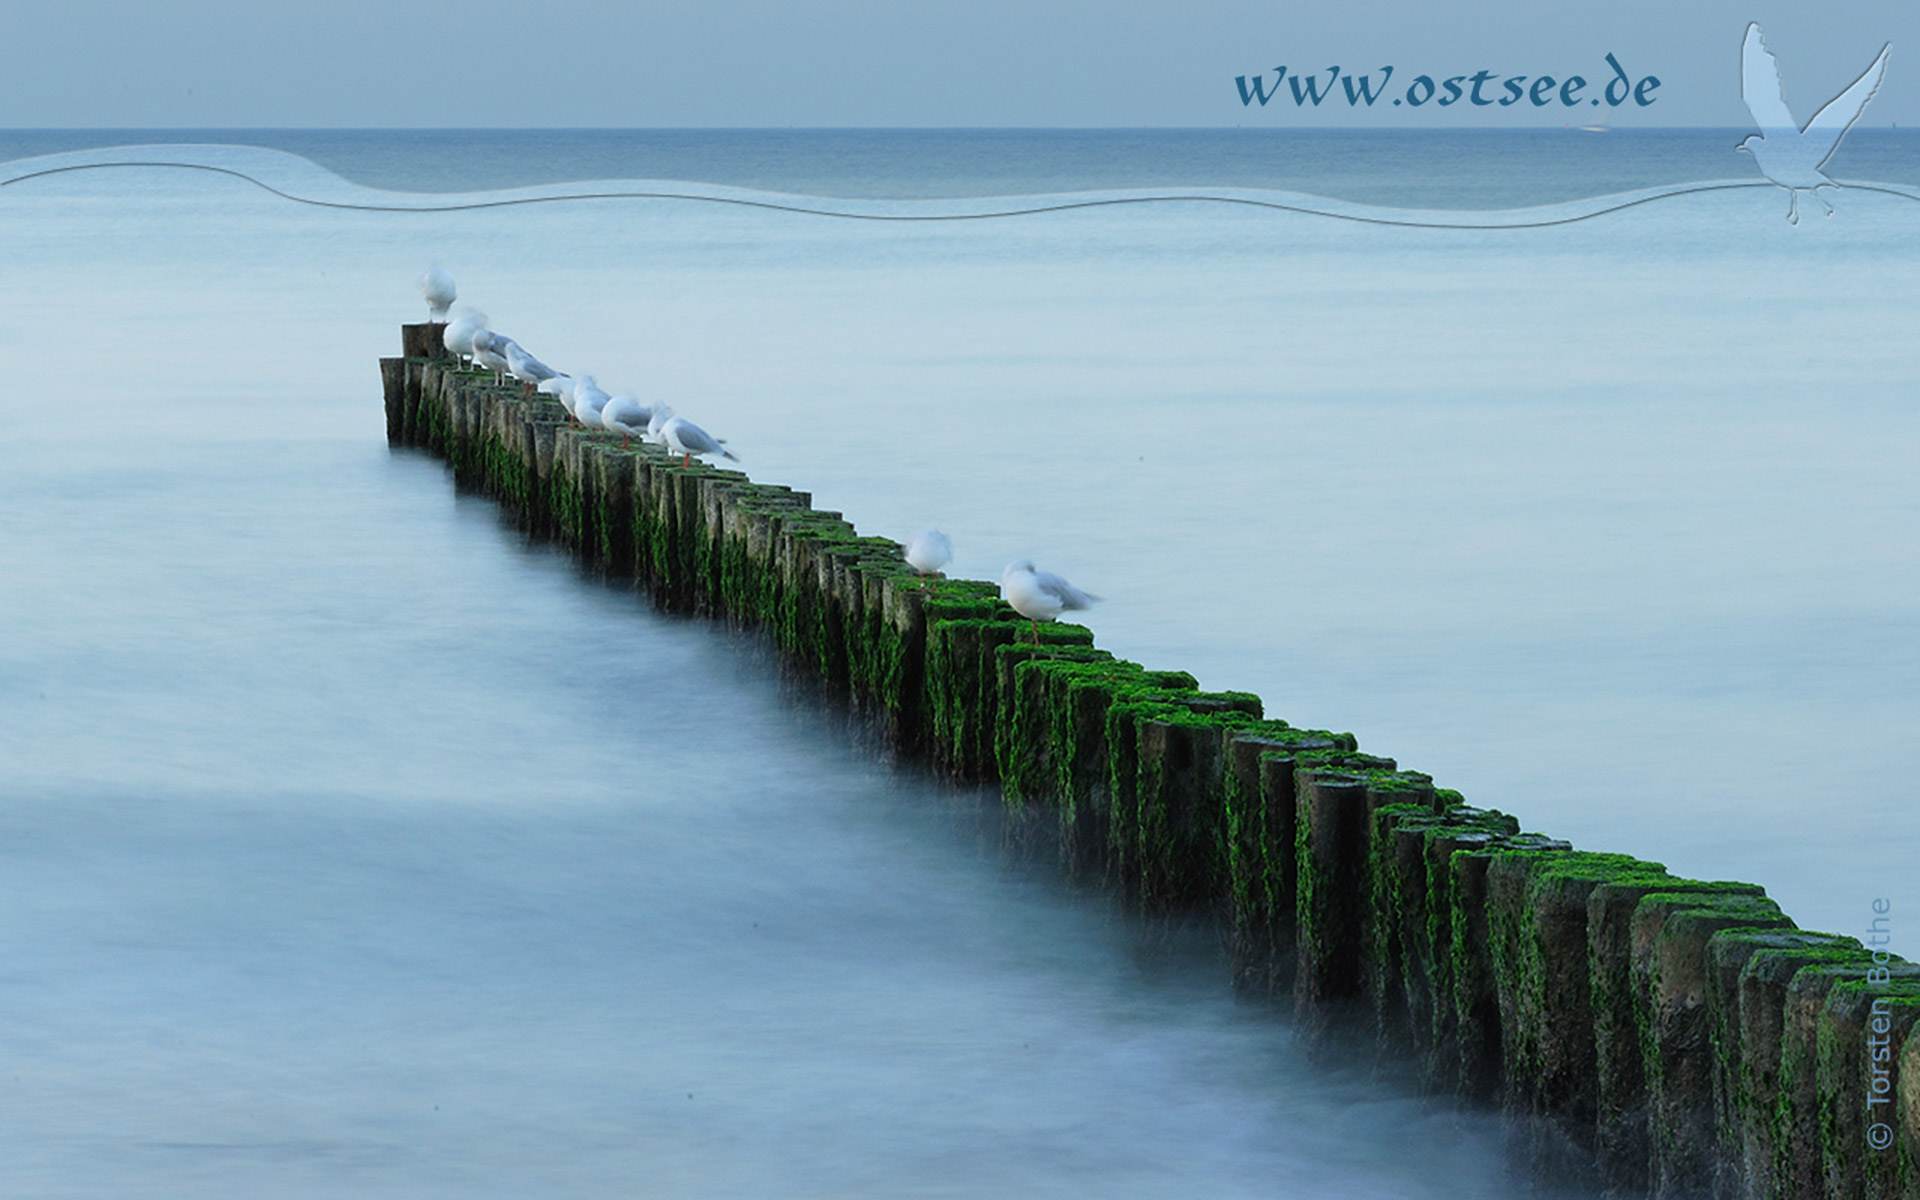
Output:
1813 970 1920 1198
1483 851 1662 1120
998 644 1116 808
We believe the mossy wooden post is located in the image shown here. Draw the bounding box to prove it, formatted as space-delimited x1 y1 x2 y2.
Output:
1359 771 1436 1036
924 598 1023 781
1451 839 1522 1102
874 573 932 751
718 488 807 631
1775 962 1881 1200
433 369 458 478
817 541 870 691
653 462 696 612
588 443 638 578
690 473 732 615
1131 713 1229 911
1486 851 1650 1164
630 453 668 593
1590 877 1761 1192
1049 667 1108 876
697 473 756 616
1635 892 1792 1199
400 321 446 360
1736 942 1873 1199
918 585 997 777
552 427 595 554
1421 815 1516 1092
1452 843 1502 1100
409 363 442 455
836 545 904 711
670 468 717 613
380 358 407 445
477 389 518 508
1380 807 1448 1054
1703 930 1861 1199
1293 771 1369 1037
1815 969 1920 1199
1224 736 1306 997
1360 777 1437 1055
519 409 559 538
450 379 487 488
997 643 1110 817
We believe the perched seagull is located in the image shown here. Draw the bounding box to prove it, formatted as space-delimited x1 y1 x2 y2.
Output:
570 374 612 427
1001 558 1099 641
504 341 559 393
646 404 676 445
420 268 456 323
538 374 576 409
658 415 737 467
442 311 488 367
471 331 513 383
600 395 658 449
1738 23 1890 224
904 530 953 576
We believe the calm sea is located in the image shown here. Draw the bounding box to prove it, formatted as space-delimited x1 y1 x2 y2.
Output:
0 129 1914 1196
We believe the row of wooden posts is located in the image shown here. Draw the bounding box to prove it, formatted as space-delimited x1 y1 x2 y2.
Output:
384 324 1918 1199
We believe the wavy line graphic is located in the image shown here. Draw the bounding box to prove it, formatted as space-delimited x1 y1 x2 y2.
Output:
4 143 1919 229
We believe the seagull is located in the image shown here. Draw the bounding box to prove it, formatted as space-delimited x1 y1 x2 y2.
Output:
442 311 488 368
504 341 559 393
538 374 576 411
658 415 737 467
1001 559 1099 641
600 395 658 449
905 530 952 576
570 374 612 428
470 331 513 383
1738 23 1890 224
420 268 456 323
646 404 675 445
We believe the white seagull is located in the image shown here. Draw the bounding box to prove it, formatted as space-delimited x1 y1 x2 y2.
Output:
419 268 456 323
442 311 488 367
538 374 576 408
659 415 737 467
471 331 513 382
600 395 658 448
646 404 675 444
1738 23 1890 224
569 374 612 427
504 341 560 393
1000 558 1099 640
904 530 953 576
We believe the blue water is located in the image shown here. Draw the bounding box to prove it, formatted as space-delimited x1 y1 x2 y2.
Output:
7 126 1920 203
1 129 1915 1196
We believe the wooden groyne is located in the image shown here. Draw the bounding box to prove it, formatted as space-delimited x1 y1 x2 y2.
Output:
383 325 1919 1199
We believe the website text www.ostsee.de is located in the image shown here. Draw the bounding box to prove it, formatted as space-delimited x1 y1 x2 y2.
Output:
1235 53 1660 111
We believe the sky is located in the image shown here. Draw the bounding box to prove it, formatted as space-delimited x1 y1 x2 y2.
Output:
1 0 1917 127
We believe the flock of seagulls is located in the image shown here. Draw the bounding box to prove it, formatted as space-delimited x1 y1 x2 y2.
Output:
419 269 1099 638
424 270 737 469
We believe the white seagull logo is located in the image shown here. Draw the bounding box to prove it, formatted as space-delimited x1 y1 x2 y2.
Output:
1737 23 1891 224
